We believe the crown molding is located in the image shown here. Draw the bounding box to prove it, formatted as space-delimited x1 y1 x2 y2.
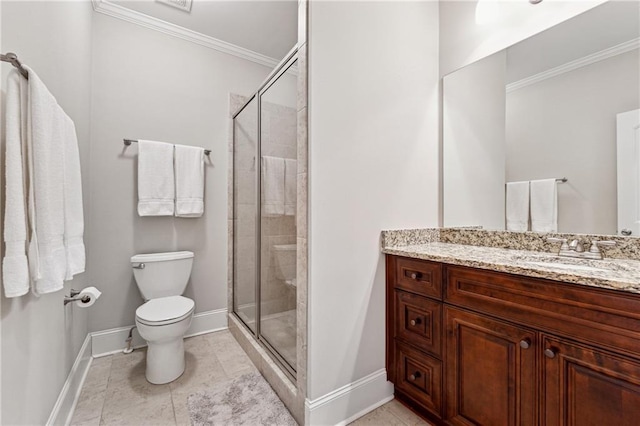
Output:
91 0 279 69
507 37 640 93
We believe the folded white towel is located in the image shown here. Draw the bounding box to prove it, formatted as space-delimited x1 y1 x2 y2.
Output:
137 140 175 216
2 71 30 298
284 158 297 216
175 145 205 218
25 66 80 295
62 114 86 280
530 179 558 232
262 156 285 216
506 181 529 232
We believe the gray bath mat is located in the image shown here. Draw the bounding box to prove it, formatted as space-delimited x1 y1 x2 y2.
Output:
187 372 297 426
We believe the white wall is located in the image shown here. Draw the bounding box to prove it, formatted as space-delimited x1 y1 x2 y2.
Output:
443 51 506 229
87 13 274 332
308 0 440 412
0 1 93 424
439 0 607 76
506 50 640 235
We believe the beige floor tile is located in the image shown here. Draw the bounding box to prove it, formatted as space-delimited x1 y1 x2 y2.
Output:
101 371 174 425
169 350 228 395
108 349 147 384
70 415 101 426
385 400 431 425
351 407 406 426
71 388 107 424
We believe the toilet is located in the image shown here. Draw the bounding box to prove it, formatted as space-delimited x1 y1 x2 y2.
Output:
273 244 297 287
131 251 195 384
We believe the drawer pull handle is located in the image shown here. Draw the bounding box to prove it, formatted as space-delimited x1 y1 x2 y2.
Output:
409 371 421 381
519 338 531 349
544 348 558 359
410 272 422 280
410 318 423 326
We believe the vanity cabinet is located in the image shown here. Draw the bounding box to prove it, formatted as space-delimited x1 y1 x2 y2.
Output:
386 255 640 426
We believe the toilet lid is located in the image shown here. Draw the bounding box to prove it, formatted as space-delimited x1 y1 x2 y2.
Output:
136 296 195 325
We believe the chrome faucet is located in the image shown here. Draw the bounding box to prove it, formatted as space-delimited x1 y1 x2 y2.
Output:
547 237 616 260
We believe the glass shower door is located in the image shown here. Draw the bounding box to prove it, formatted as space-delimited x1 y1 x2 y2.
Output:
259 59 299 372
233 97 258 333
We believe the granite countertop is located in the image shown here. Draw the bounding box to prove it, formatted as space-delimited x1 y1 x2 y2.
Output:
382 242 640 295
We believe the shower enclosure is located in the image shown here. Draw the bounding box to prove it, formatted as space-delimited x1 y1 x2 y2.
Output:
232 50 298 378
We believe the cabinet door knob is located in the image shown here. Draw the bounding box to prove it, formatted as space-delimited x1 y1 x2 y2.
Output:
544 348 558 359
410 317 423 326
409 371 421 381
410 272 422 280
519 338 531 349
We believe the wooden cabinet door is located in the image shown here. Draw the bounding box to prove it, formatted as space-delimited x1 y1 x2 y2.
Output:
542 335 640 426
445 306 536 426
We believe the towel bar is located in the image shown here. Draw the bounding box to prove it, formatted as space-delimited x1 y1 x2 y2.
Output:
124 139 211 156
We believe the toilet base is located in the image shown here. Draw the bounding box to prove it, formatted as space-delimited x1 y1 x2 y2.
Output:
145 338 185 384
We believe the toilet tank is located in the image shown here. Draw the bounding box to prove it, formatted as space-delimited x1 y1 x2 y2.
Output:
131 251 194 300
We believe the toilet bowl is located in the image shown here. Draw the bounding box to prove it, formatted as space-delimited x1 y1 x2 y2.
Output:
131 251 195 384
273 244 297 287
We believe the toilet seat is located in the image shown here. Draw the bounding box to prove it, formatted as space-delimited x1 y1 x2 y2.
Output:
136 296 195 326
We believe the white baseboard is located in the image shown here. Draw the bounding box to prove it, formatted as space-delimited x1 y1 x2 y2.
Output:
305 369 394 426
46 334 93 426
91 308 228 357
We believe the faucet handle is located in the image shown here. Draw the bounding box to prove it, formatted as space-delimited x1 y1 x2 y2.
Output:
590 240 616 251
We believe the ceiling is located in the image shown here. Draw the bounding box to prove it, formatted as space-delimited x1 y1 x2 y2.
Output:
111 0 298 61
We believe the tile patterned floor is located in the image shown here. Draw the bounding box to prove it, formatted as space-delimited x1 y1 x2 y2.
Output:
349 400 432 426
71 329 430 426
70 330 257 425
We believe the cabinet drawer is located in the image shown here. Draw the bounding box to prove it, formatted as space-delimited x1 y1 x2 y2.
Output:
395 341 443 417
444 265 640 357
395 257 442 299
395 291 442 357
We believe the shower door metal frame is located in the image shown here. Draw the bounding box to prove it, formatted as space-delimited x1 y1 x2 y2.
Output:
232 45 299 381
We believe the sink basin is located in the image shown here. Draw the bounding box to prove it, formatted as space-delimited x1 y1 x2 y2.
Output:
523 261 608 273
511 254 627 274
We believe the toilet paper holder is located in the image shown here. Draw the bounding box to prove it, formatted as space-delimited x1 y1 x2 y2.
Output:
64 289 91 306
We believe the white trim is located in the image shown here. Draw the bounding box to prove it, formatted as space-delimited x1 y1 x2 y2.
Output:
91 308 228 357
304 369 394 426
91 0 279 69
507 37 640 93
46 334 93 426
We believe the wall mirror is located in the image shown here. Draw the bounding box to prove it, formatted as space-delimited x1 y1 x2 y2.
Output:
443 1 640 236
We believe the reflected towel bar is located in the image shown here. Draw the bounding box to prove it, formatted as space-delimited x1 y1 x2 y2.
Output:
123 139 211 156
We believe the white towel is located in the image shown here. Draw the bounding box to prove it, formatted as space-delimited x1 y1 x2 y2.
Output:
506 181 529 232
62 113 86 280
262 156 285 216
137 140 175 216
284 158 297 216
2 71 30 297
25 66 85 295
530 179 558 232
175 145 205 218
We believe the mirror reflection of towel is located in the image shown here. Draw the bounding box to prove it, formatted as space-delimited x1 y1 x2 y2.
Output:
530 179 558 232
506 181 529 232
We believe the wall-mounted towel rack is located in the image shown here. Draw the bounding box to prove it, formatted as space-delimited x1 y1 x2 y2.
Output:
1 52 29 80
123 139 211 156
556 177 568 183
